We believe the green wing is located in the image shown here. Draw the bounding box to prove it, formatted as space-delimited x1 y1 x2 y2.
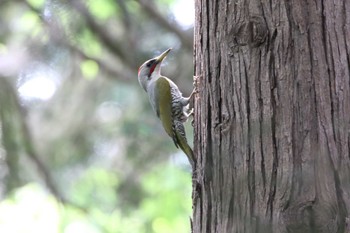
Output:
154 77 174 139
154 77 195 167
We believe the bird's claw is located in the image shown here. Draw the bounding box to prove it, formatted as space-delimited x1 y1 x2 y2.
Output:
189 75 200 101
189 75 201 127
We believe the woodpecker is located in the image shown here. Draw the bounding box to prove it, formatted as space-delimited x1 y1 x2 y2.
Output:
138 48 196 167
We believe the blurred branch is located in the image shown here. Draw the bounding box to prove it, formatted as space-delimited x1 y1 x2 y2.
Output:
116 0 132 30
69 43 134 81
0 77 63 200
71 0 137 70
0 76 89 211
23 0 135 82
0 81 21 191
23 0 192 81
21 114 65 202
135 0 192 50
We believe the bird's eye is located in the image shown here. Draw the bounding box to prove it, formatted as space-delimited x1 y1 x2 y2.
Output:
146 59 155 68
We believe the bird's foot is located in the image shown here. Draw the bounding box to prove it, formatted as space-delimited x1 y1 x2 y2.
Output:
188 75 200 100
192 75 200 95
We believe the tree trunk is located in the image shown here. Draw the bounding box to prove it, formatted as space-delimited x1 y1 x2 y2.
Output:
193 0 350 232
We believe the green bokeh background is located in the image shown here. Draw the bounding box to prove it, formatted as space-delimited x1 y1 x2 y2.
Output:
0 0 195 232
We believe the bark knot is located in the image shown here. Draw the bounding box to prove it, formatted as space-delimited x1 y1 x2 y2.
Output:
227 15 268 52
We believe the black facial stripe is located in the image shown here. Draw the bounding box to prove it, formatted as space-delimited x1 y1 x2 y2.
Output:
146 59 156 68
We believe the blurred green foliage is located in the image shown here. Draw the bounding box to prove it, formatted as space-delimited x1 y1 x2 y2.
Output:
0 0 194 232
0 164 191 233
80 59 99 80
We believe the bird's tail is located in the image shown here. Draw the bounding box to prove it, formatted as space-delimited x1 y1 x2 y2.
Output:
174 127 195 168
178 138 195 168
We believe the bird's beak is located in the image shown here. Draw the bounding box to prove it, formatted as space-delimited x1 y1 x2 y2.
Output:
156 48 171 63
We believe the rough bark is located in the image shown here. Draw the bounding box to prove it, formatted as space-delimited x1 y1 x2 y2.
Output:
193 0 350 232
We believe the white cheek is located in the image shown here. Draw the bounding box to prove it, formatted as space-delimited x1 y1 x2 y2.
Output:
153 66 161 75
150 70 159 79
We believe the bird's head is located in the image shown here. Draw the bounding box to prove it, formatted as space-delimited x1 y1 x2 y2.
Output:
138 48 171 91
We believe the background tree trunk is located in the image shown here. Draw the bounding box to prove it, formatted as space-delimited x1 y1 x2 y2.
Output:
193 0 350 232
